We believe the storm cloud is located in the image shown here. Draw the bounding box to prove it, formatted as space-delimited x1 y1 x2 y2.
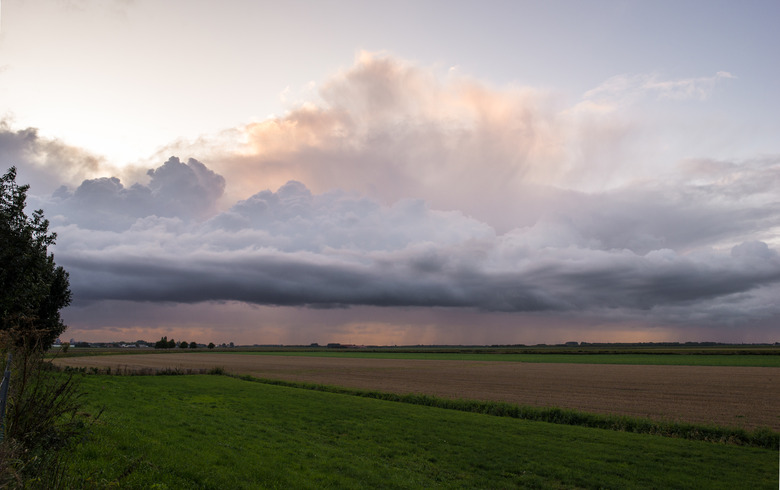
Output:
39 155 780 328
4 53 780 342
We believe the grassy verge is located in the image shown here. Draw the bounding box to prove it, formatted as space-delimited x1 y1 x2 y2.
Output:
66 374 777 489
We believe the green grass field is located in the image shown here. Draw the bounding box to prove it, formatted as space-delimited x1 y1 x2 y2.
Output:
66 374 778 489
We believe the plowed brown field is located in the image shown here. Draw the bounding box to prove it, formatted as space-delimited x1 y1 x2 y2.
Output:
54 353 780 430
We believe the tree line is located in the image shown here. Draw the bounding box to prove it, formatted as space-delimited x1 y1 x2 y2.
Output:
154 336 216 350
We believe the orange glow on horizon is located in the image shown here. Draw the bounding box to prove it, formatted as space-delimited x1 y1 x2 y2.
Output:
63 320 732 347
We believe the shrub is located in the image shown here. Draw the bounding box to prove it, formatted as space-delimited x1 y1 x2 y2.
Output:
0 340 96 487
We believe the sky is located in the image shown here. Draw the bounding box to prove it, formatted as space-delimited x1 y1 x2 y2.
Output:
1 0 779 345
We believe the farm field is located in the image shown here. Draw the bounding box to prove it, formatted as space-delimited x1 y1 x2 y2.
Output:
232 350 780 367
56 346 780 367
55 353 780 430
67 374 778 489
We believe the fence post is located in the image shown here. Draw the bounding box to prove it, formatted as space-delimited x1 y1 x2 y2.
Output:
0 352 12 442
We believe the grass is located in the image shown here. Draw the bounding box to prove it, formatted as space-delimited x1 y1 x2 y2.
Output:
233 350 780 367
66 374 778 489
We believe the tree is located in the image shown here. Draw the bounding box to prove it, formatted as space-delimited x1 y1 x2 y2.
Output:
167 338 176 349
189 341 197 349
154 336 169 349
207 342 215 350
179 340 188 349
1 167 71 350
0 167 89 486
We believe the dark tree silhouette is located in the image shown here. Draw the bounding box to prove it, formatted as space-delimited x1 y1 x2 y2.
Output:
1 167 71 350
0 167 89 486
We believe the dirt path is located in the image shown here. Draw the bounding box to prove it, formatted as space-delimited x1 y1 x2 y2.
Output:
54 353 780 430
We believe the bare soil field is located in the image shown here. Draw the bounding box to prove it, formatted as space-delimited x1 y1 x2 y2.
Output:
54 353 780 430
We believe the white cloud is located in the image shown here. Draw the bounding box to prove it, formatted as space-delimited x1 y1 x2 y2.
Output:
177 52 579 230
0 119 110 194
582 71 735 105
163 55 741 229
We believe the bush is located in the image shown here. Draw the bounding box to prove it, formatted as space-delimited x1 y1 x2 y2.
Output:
0 341 96 487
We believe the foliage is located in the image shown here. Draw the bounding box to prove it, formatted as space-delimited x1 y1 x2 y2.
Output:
1 167 71 351
207 343 215 350
66 375 777 488
154 338 209 350
0 168 91 487
0 344 95 487
154 336 179 349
